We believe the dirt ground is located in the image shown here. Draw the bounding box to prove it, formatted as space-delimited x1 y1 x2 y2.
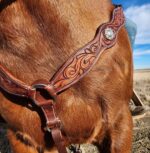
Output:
0 69 150 153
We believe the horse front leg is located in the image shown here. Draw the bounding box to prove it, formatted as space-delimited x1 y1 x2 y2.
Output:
109 106 133 153
96 105 133 153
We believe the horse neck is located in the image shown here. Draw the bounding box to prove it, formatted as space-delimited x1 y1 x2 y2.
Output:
51 0 113 47
0 0 113 84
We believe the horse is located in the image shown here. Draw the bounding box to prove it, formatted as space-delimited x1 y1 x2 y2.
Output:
0 0 133 153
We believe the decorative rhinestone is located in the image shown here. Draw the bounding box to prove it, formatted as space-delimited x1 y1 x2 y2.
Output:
104 28 115 40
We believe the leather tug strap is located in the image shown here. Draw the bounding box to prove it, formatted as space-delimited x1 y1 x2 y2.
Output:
0 6 125 153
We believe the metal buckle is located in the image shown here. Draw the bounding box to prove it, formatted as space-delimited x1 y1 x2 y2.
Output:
31 79 57 107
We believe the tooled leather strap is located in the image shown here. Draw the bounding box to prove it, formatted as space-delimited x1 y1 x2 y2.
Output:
49 6 125 94
0 65 35 97
0 6 125 153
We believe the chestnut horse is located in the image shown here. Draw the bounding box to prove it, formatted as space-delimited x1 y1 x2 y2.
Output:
0 0 133 153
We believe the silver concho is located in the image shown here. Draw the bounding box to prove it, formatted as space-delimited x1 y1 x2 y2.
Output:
104 28 115 40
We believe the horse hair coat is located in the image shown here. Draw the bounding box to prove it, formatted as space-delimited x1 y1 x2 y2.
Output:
0 0 133 153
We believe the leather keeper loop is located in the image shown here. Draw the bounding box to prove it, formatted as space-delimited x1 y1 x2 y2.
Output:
46 117 61 130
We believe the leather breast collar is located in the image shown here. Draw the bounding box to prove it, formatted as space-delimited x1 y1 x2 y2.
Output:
0 6 125 153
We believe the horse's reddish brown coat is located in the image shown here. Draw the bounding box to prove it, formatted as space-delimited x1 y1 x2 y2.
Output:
0 0 133 153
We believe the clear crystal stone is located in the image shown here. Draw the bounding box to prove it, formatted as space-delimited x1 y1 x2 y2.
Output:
104 28 115 40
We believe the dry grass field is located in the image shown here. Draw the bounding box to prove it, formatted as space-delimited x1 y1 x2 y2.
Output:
0 69 150 153
134 69 150 108
132 69 150 153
